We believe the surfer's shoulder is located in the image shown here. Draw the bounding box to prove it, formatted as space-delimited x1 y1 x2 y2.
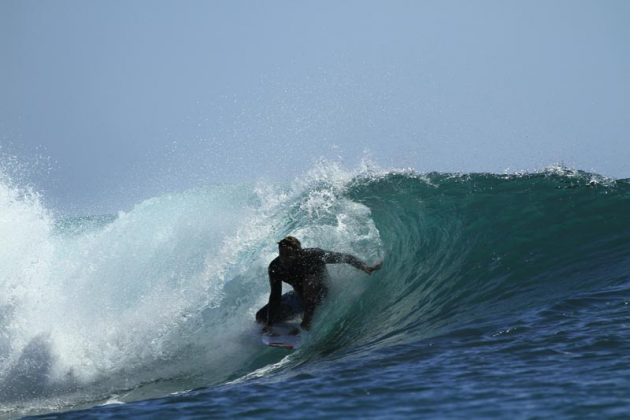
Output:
301 247 327 259
269 256 282 270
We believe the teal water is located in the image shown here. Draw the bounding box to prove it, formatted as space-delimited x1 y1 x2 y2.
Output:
1 164 629 418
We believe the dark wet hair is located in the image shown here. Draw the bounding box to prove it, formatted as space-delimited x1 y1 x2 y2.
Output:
278 236 301 250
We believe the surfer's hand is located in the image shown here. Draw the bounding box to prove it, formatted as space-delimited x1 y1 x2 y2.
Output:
364 261 383 275
262 324 272 333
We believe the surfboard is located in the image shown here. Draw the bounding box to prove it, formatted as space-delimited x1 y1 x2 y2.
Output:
261 323 302 350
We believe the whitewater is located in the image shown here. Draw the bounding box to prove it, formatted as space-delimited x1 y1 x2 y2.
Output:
1 162 629 418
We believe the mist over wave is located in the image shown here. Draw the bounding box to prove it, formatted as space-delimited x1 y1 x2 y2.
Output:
1 162 629 417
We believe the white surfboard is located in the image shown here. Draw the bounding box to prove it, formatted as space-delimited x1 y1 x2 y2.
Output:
261 323 302 350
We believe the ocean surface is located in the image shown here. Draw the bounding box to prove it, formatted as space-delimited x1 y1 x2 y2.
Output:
1 163 629 418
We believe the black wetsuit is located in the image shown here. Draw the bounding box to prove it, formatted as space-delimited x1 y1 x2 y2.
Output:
255 248 368 329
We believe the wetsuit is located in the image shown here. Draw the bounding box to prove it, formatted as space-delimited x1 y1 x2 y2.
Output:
255 248 369 329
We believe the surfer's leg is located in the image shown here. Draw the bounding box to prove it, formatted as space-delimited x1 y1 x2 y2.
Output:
281 291 304 319
255 304 269 323
255 292 304 324
300 275 327 329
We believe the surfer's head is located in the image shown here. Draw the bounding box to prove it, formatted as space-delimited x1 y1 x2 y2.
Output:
278 236 301 264
278 236 301 250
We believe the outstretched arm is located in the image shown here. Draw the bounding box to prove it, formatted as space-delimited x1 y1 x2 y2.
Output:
320 250 383 274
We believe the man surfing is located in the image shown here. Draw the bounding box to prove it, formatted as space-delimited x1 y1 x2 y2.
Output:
256 236 382 332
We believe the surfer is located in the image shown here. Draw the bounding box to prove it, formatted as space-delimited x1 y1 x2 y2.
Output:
256 236 382 331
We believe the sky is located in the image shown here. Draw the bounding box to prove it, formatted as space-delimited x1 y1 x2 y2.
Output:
1 0 629 213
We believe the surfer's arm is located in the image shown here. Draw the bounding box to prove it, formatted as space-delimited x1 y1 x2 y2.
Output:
266 267 283 326
320 249 382 274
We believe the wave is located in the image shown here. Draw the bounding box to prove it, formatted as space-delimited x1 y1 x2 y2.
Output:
1 162 629 416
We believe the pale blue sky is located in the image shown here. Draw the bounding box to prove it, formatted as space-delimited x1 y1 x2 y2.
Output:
1 0 629 213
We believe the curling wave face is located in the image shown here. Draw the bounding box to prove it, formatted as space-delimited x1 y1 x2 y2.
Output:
1 163 629 416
